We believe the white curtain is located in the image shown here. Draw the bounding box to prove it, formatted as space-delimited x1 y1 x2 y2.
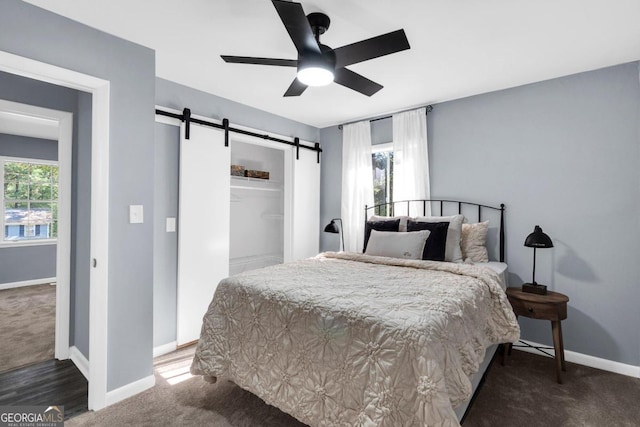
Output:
392 107 431 216
341 121 374 252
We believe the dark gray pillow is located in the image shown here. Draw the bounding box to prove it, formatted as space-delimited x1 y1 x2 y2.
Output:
407 220 449 261
363 219 401 252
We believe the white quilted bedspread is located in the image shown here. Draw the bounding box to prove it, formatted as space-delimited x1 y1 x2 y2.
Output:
191 252 520 426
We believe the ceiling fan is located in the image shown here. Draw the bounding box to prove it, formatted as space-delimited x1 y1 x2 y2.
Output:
221 0 411 97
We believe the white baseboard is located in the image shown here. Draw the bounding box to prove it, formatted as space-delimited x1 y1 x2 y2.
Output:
69 346 90 380
153 341 177 358
0 277 56 291
515 339 640 379
105 375 155 407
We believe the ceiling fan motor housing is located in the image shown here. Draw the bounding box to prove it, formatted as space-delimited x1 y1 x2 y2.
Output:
307 12 330 36
298 44 336 71
299 12 335 75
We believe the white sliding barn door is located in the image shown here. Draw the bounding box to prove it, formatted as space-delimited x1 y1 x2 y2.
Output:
291 146 320 260
177 123 230 345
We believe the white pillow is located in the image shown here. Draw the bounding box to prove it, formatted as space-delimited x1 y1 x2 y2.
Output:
369 215 410 232
365 229 430 260
413 214 464 263
461 221 489 263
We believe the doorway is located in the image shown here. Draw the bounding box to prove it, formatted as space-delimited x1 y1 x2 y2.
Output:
0 99 72 369
0 50 110 410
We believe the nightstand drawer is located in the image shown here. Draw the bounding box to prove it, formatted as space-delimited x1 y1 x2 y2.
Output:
508 298 566 320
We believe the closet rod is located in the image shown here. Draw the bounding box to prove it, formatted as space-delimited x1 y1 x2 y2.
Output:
155 108 322 163
337 104 433 130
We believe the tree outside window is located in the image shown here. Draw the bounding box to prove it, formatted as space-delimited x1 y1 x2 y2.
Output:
3 159 58 242
372 148 393 216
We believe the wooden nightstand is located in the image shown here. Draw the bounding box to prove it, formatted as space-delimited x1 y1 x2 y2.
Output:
503 287 570 383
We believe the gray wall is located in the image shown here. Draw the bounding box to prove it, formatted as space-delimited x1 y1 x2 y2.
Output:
319 126 343 252
153 78 319 348
153 123 179 347
0 133 58 284
0 70 92 357
71 91 92 358
319 62 640 367
1 0 156 391
0 133 58 160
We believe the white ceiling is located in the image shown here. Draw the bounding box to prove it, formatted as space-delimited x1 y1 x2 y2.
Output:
24 0 640 128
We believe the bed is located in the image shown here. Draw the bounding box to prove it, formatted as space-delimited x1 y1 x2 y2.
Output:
191 200 520 426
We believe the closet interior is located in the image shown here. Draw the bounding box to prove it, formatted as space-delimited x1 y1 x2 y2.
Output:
229 139 284 275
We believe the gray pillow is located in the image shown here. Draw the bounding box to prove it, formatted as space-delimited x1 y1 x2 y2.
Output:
365 229 431 260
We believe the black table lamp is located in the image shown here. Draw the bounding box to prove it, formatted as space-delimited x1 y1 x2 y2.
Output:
324 218 344 252
523 225 553 294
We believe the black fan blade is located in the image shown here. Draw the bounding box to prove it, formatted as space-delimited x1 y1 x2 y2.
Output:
334 68 383 96
333 29 410 68
283 78 308 97
272 0 321 56
221 56 298 67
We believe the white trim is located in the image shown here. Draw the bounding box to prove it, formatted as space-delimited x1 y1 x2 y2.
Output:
69 346 90 381
154 107 181 126
0 50 111 411
153 341 177 358
88 78 110 411
0 51 110 93
0 155 58 165
0 277 56 291
56 109 72 362
0 100 72 363
105 375 155 407
0 240 57 248
515 339 640 379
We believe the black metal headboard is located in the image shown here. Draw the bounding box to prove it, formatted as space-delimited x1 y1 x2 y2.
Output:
365 199 505 262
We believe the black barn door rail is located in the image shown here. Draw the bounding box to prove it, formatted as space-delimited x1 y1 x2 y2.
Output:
155 108 322 163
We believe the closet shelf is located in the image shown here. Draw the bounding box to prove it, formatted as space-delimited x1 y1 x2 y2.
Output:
230 176 282 192
230 184 282 192
231 176 281 184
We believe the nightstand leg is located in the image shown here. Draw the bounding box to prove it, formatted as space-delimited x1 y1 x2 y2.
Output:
558 321 566 371
551 320 563 383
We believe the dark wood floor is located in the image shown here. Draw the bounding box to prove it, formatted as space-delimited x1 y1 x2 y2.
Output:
0 359 88 420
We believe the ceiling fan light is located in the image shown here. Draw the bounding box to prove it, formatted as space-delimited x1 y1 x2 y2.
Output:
297 66 334 86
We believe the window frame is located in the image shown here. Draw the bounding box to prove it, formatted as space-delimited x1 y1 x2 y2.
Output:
0 155 58 247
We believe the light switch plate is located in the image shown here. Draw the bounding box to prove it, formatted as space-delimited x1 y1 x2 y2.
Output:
166 217 176 232
129 205 144 224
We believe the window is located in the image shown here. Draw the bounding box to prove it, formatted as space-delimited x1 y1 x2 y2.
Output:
372 143 393 216
2 158 58 243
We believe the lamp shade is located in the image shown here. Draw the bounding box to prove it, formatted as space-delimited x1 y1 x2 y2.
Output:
324 220 339 233
524 225 553 248
323 218 344 252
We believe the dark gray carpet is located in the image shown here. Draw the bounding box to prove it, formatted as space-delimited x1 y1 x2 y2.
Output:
0 284 56 373
67 346 640 426
465 350 640 426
